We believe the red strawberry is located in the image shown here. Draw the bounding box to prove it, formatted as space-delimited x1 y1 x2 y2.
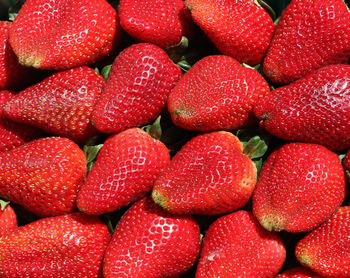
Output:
77 128 170 215
254 64 350 152
152 131 257 215
343 149 350 183
186 0 275 65
276 267 323 278
263 0 350 84
253 143 346 233
3 67 105 143
118 0 194 49
0 212 110 277
0 200 17 237
92 43 182 134
103 196 201 278
9 0 122 70
168 55 270 131
196 210 286 277
0 137 86 217
295 206 350 277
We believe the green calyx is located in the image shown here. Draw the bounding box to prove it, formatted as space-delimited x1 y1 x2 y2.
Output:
0 200 10 211
83 136 104 173
141 116 162 141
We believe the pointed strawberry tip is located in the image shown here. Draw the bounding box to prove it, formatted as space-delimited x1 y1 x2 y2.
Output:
18 55 43 68
151 189 167 210
259 215 285 232
297 251 314 268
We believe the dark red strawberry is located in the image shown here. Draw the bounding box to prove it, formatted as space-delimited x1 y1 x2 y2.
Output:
77 128 170 215
343 149 350 183
9 0 122 70
295 206 350 277
196 210 286 277
92 43 182 134
0 212 110 277
253 143 346 233
276 267 323 278
264 0 350 84
254 64 350 151
0 137 86 217
4 67 105 143
168 55 270 131
152 131 257 215
103 196 201 278
0 200 17 237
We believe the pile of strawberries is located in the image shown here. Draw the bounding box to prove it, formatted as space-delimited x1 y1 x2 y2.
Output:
0 0 349 277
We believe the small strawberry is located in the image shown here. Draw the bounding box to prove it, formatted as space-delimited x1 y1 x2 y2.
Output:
263 0 350 84
343 149 350 183
0 212 110 277
276 267 323 278
92 43 182 134
168 55 270 131
77 128 170 215
196 210 286 277
9 0 122 70
254 64 350 151
295 206 350 277
103 196 201 278
4 67 105 143
0 137 86 217
0 200 17 237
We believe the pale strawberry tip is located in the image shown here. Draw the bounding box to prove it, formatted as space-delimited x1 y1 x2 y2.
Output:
18 54 42 68
151 189 168 210
259 214 285 232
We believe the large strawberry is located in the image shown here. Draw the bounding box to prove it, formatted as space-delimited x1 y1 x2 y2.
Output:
103 196 201 278
254 64 350 152
77 128 170 215
276 267 322 278
0 212 110 277
0 200 17 237
253 143 346 233
196 210 286 277
4 67 105 143
263 0 350 84
92 43 182 134
168 55 270 131
295 206 350 277
9 0 121 70
0 137 86 217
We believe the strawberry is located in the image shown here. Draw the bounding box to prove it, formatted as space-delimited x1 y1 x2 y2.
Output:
263 0 350 84
92 43 182 134
276 267 323 278
152 131 257 215
3 66 105 143
0 137 86 217
295 206 350 277
9 0 122 70
118 0 194 49
0 212 110 277
103 196 201 278
168 55 270 131
343 149 350 183
253 143 346 233
254 64 350 152
196 210 286 277
186 0 275 65
0 200 17 237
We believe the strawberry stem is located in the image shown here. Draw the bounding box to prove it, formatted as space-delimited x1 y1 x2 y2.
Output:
255 0 276 21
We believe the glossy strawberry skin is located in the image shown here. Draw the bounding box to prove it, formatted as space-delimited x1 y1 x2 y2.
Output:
152 131 257 215
168 55 270 131
103 196 201 278
343 150 350 183
0 137 87 217
92 43 182 134
0 205 17 237
253 143 346 233
276 267 323 278
77 128 170 215
254 64 350 152
295 206 350 277
4 67 105 143
196 210 286 277
264 0 350 84
0 212 110 278
9 0 121 70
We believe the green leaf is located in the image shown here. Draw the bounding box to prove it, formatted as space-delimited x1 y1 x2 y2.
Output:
253 158 263 174
256 0 277 21
242 136 268 159
83 144 104 164
177 60 192 72
0 199 10 211
94 67 100 75
101 65 112 81
142 116 162 140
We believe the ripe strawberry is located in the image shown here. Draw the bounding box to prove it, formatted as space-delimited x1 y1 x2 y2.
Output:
118 0 194 49
103 196 201 278
196 210 286 277
3 67 105 143
186 0 275 65
253 143 346 233
264 0 350 84
276 267 322 278
0 212 110 277
9 0 122 70
343 149 350 183
152 131 257 215
0 201 17 237
295 206 350 277
92 43 182 134
168 55 270 131
254 64 350 152
0 137 86 217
